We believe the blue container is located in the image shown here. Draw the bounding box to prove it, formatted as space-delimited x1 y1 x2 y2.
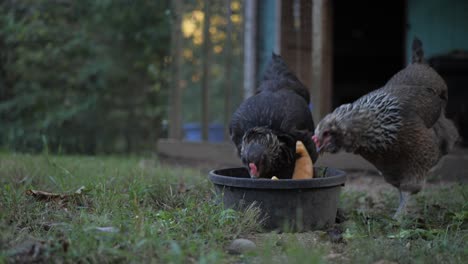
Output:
183 122 225 142
208 123 224 142
183 123 202 141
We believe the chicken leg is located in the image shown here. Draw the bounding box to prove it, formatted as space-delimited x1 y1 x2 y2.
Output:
393 189 411 219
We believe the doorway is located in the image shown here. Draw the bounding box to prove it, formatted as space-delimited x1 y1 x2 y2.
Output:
332 0 406 108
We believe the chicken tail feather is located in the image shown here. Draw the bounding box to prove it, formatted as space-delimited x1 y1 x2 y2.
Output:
434 114 459 156
412 37 424 64
259 53 310 103
262 53 295 82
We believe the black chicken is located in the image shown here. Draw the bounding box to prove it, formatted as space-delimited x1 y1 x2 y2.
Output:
229 53 318 179
313 38 459 218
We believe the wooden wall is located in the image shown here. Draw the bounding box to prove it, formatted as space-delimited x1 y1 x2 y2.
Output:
407 0 468 62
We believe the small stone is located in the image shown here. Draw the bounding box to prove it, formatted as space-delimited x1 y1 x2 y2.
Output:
227 238 256 254
325 253 342 260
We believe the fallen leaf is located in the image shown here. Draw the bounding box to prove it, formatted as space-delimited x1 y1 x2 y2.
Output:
170 181 192 194
74 185 89 195
25 186 90 209
40 222 71 231
25 189 64 201
405 241 411 249
177 181 187 193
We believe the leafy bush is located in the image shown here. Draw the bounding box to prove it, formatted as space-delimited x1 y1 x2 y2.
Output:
0 0 171 154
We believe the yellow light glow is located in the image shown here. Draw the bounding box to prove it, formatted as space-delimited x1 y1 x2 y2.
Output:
214 45 223 54
192 10 204 21
231 1 241 11
192 74 200 82
209 26 217 35
231 14 241 24
183 49 193 60
182 19 196 37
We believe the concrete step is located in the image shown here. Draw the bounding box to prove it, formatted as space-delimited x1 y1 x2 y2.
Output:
157 139 468 182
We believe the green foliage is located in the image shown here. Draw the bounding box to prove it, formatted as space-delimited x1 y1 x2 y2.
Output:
179 0 244 123
0 153 467 263
0 0 171 153
339 185 468 264
0 153 262 263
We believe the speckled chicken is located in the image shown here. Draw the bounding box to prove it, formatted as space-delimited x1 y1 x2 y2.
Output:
230 53 318 179
313 38 459 218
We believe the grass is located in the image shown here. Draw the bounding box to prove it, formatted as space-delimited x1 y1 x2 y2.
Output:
0 153 261 263
0 152 467 263
336 184 468 264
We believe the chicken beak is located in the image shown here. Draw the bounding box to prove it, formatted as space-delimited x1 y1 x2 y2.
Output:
312 135 323 154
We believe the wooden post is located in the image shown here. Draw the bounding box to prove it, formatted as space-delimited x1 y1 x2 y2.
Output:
279 1 312 102
168 0 183 140
243 0 257 99
224 0 233 140
201 1 212 141
274 0 281 54
311 0 333 121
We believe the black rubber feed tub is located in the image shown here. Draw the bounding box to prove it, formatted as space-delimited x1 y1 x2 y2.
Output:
209 167 346 231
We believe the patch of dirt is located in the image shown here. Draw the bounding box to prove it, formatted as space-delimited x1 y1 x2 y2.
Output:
343 169 389 200
157 155 459 199
344 169 459 200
